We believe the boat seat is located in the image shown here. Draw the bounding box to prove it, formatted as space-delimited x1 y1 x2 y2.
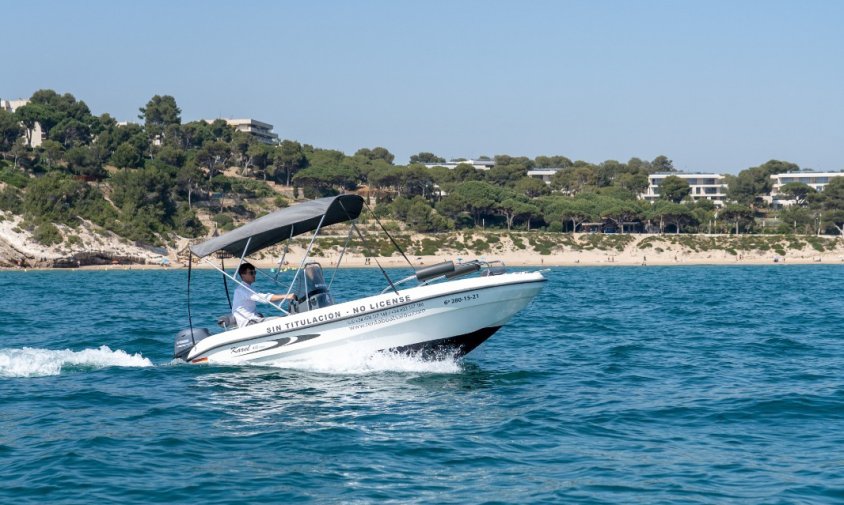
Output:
217 314 238 329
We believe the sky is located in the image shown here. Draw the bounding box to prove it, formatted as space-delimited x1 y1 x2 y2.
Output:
4 0 843 173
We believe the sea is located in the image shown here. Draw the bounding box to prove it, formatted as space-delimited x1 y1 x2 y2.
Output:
1 265 843 504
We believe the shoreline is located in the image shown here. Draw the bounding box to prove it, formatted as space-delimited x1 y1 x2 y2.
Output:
2 250 842 271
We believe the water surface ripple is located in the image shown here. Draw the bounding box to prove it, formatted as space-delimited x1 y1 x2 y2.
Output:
1 266 843 503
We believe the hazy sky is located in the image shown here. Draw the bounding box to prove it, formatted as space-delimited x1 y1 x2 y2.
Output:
4 0 843 173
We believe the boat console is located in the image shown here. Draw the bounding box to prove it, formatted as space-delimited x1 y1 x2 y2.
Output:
290 262 335 314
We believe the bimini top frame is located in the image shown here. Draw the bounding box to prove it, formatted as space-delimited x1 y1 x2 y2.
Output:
190 194 365 259
185 194 367 328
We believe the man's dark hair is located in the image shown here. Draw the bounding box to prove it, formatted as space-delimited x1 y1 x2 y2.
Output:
238 262 256 276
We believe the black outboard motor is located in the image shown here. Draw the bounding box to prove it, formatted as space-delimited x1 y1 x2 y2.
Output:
174 327 210 360
290 262 334 314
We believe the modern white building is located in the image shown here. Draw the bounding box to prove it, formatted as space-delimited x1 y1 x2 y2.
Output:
203 118 279 144
527 167 562 185
769 171 844 206
225 119 279 144
641 172 728 206
424 158 495 171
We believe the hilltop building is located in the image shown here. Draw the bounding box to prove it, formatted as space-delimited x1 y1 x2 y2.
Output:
202 118 278 144
641 172 729 206
527 167 562 185
423 158 495 171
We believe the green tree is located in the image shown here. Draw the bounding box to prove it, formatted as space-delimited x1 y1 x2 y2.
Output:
272 140 308 185
514 176 551 198
498 197 539 230
599 197 644 233
820 177 844 236
23 171 114 227
452 163 484 182
728 160 798 207
38 140 64 169
50 118 91 147
718 204 754 234
652 155 674 172
0 109 23 156
15 90 95 148
659 175 691 203
355 147 395 164
650 201 694 233
399 164 435 199
616 172 649 194
534 155 573 168
541 196 595 233
446 181 502 226
195 141 231 180
110 142 144 169
778 205 817 234
64 146 106 179
779 182 816 207
139 95 181 143
157 145 187 167
487 164 527 187
409 152 445 164
246 142 274 180
404 197 450 232
111 165 177 243
551 166 595 195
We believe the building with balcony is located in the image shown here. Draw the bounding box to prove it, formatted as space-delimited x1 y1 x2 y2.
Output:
423 158 495 170
769 171 844 206
640 172 728 206
203 118 279 144
527 167 562 185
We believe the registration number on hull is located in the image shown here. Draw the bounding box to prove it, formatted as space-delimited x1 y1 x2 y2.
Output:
443 293 479 306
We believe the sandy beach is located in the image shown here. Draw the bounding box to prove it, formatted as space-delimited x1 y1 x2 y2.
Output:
3 210 843 270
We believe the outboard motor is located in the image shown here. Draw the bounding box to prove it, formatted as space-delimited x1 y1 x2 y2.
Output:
174 327 210 360
290 262 334 314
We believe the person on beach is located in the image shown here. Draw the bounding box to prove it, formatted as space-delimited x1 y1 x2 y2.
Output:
232 262 295 328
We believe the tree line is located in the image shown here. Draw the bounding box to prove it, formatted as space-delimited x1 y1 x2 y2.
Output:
1 89 844 248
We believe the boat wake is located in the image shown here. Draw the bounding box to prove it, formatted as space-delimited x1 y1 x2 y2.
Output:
259 348 464 375
0 345 153 378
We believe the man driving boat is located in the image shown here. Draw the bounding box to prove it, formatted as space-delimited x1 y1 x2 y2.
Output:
232 262 295 327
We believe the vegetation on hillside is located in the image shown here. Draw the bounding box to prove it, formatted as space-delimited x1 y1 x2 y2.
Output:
2 89 844 251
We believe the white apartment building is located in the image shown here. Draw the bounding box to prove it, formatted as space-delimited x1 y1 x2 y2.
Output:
769 171 844 206
527 168 562 185
203 118 279 144
225 119 278 144
641 172 728 206
423 158 495 170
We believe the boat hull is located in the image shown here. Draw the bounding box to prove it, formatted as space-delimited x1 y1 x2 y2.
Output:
185 271 545 365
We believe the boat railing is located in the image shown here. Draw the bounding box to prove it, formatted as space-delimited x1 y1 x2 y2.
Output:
382 259 506 294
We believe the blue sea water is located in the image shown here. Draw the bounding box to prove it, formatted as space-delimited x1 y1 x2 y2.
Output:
2 265 844 504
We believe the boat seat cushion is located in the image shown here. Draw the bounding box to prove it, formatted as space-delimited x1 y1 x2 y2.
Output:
217 314 238 328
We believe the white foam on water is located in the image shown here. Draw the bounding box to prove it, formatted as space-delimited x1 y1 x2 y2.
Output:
260 348 463 375
0 346 154 378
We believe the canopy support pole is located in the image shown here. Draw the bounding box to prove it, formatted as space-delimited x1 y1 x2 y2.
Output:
328 223 356 290
367 203 414 269
200 255 290 315
187 254 195 346
351 222 399 295
286 212 328 303
273 227 296 283
221 257 232 309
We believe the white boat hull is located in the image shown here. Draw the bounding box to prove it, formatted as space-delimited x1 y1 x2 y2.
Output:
184 271 545 365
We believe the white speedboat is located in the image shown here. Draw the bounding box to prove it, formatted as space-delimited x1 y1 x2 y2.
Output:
174 194 546 364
